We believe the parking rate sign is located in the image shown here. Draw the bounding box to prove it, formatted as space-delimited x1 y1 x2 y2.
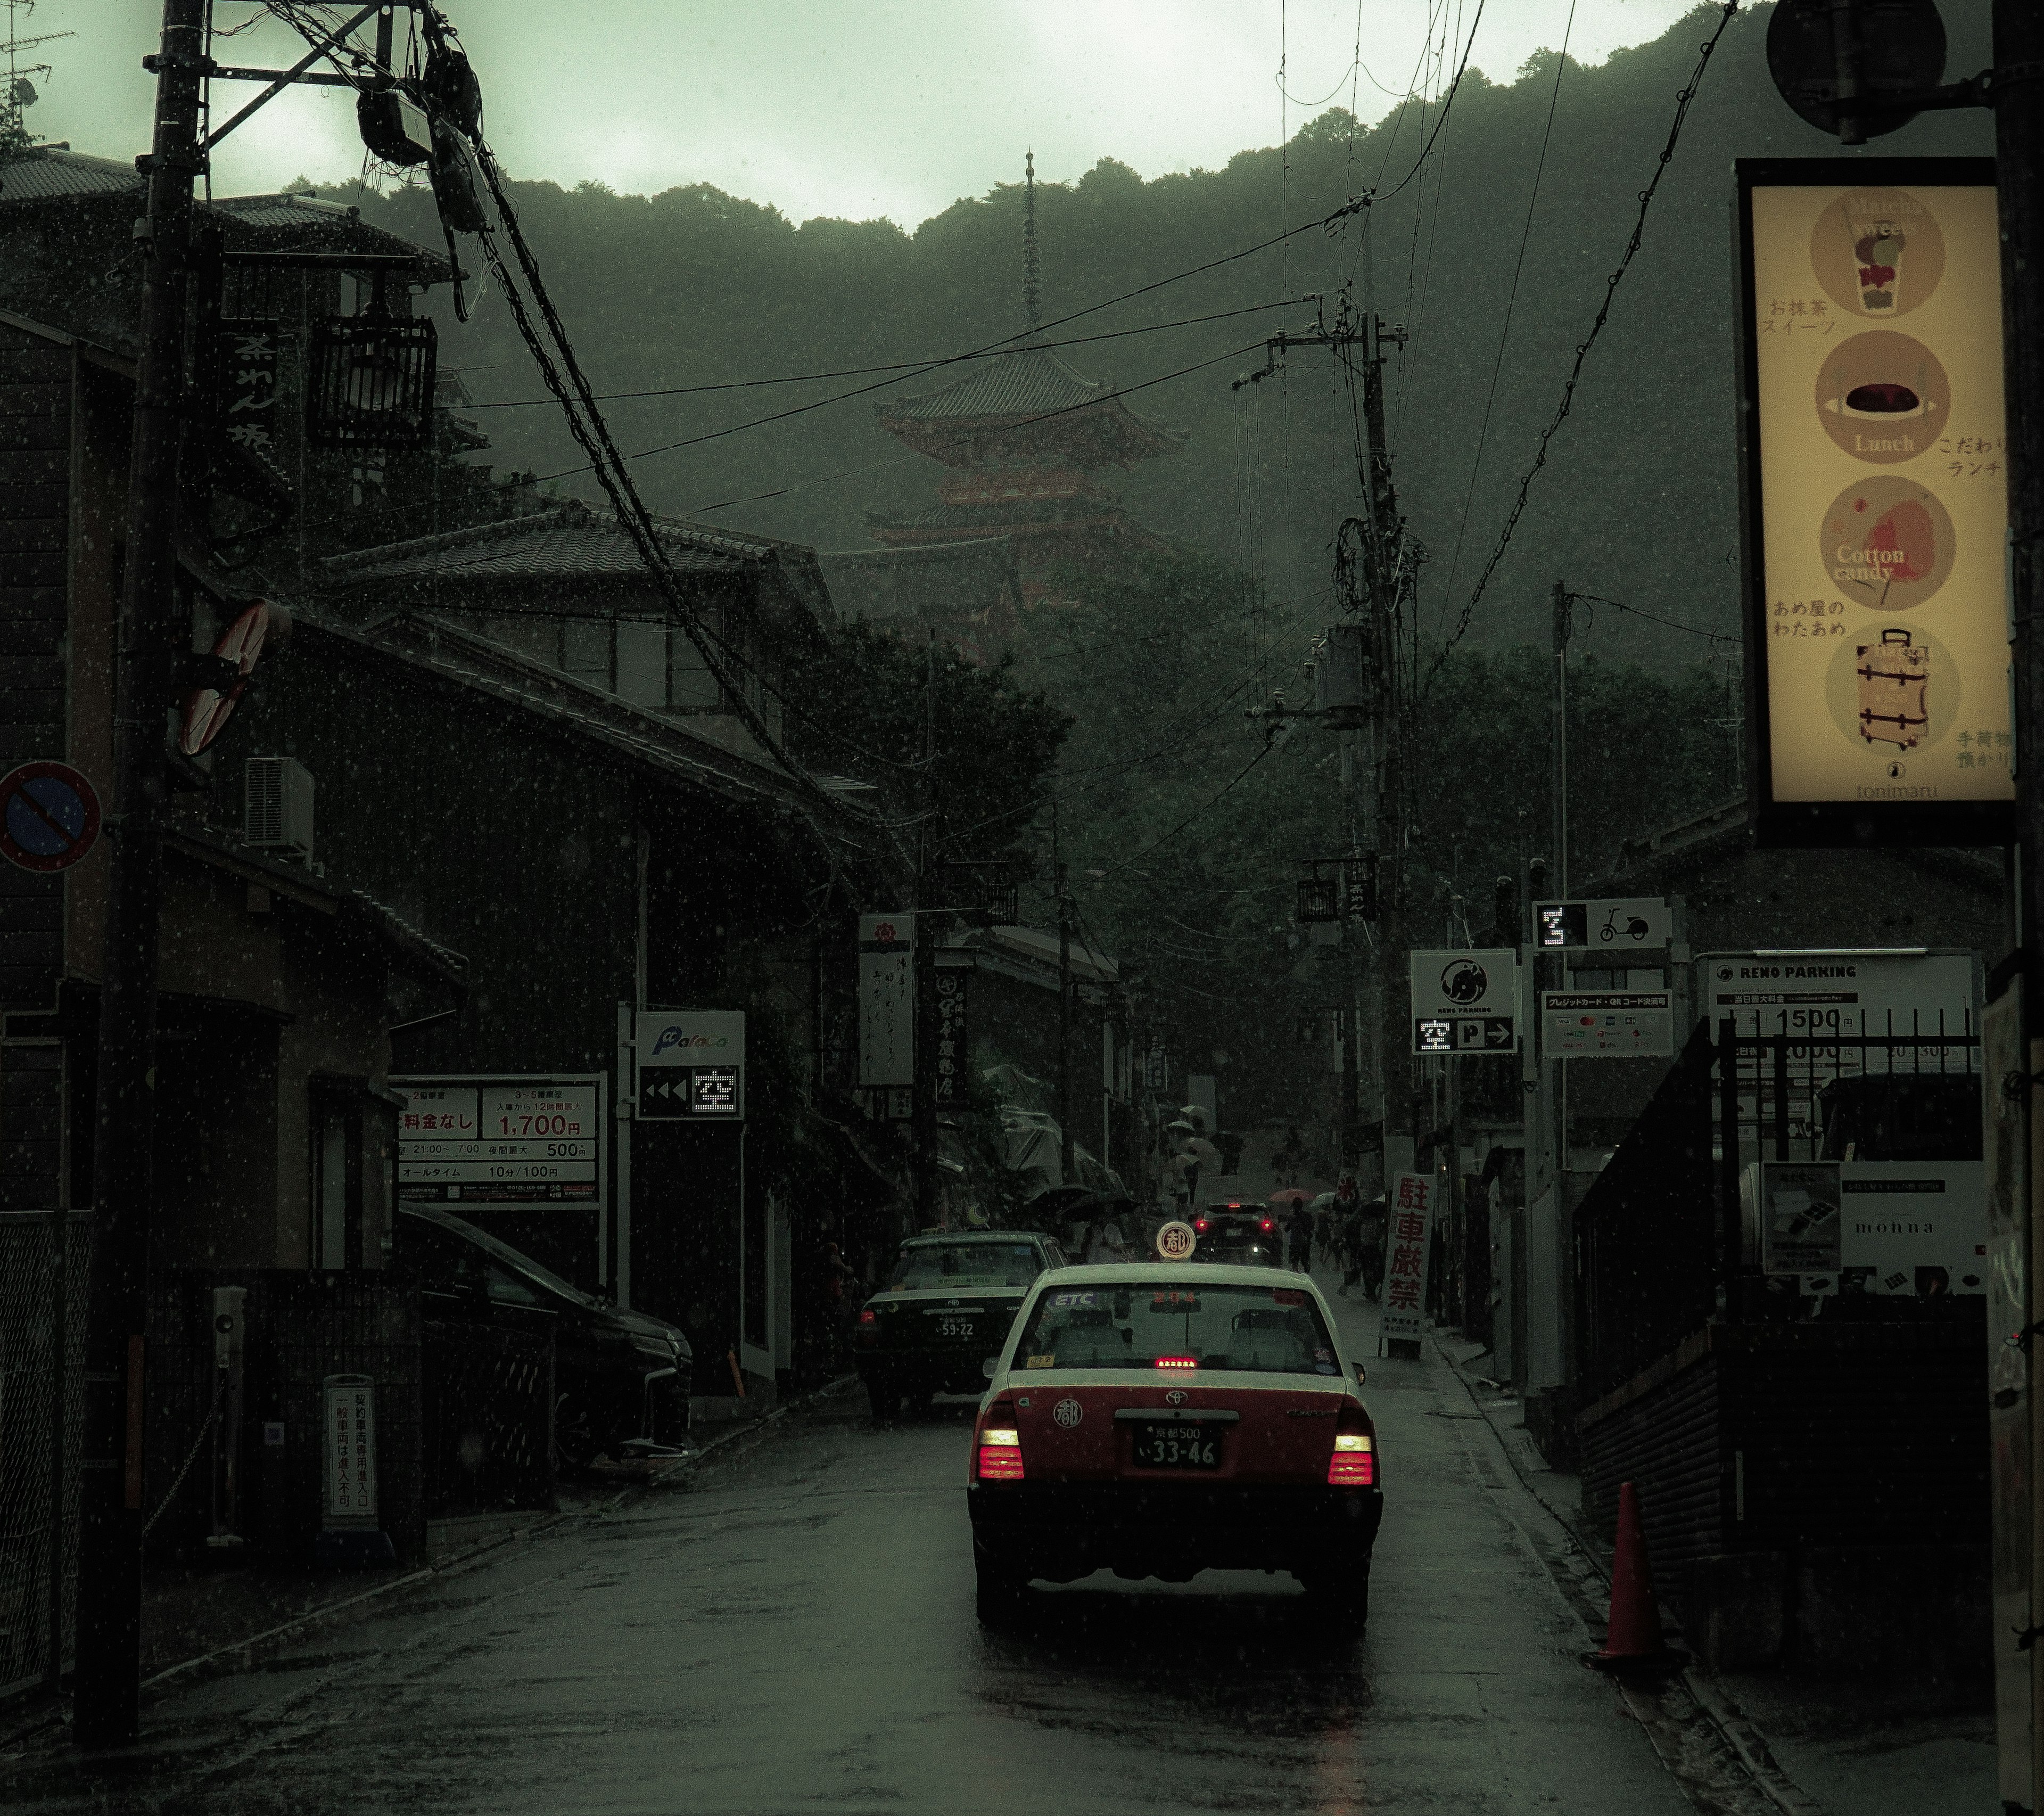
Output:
1381 1174 1435 1349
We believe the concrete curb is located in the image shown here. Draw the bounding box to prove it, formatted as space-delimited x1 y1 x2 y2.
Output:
1432 1334 1820 1816
0 1373 860 1755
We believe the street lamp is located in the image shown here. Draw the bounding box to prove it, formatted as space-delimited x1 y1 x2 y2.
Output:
306 291 437 450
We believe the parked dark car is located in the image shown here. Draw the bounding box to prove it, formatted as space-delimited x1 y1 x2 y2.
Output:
854 1229 1068 1421
397 1204 691 1468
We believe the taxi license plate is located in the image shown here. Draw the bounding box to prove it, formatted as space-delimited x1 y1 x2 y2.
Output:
1132 1423 1222 1469
933 1318 977 1342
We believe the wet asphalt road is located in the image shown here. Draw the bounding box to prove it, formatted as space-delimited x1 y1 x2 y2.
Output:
6 1271 1694 1815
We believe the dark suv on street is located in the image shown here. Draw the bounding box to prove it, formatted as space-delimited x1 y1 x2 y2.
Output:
1192 1203 1287 1267
398 1204 692 1468
854 1229 1067 1420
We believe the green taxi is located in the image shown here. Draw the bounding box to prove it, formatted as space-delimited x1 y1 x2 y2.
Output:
854 1229 1068 1420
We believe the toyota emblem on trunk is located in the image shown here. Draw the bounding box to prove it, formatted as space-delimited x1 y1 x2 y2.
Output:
1165 1390 1187 1406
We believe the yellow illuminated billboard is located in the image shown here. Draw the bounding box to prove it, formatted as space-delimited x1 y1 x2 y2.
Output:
1738 158 2009 847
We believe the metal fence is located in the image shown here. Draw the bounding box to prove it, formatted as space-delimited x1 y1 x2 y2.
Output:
0 1212 90 1701
422 1317 554 1519
1575 1020 1984 1405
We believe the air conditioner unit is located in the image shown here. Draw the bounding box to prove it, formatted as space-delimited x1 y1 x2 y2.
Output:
244 757 315 864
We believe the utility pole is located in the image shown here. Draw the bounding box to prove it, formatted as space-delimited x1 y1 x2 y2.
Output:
913 632 940 1229
1551 582 1571 898
1243 303 1408 1189
1357 313 1411 1187
1054 802 1074 1185
73 0 207 1748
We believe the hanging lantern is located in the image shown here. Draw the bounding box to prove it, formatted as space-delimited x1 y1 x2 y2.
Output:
306 310 437 450
1296 875 1340 924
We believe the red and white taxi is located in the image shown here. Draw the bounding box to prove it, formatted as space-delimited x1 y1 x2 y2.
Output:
967 1262 1381 1629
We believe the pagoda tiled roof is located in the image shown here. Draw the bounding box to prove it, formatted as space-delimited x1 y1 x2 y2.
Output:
875 335 1182 470
879 341 1119 422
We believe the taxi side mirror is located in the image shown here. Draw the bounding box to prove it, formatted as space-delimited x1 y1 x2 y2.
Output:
982 1356 999 1379
1354 1363 1367 1385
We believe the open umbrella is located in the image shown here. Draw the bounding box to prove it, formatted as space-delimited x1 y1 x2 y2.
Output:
1268 1187 1311 1206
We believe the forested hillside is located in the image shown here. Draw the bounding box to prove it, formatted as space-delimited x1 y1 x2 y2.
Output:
331 4 1988 1119
348 3 1989 665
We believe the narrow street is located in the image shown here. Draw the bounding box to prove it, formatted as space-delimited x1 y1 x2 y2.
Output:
5 1275 1698 1816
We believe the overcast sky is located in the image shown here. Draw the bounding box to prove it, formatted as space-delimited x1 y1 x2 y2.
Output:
42 2 1704 225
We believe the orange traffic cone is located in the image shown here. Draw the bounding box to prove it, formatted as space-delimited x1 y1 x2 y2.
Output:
1588 1480 1681 1674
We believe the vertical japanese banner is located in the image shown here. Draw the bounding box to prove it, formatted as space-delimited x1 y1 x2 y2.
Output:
1381 1173 1435 1351
208 318 285 472
931 965 968 1108
858 913 914 1115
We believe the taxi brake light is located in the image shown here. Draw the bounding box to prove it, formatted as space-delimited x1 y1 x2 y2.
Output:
858 1308 876 1324
976 1406 1024 1482
1193 1219 1209 1232
1329 1430 1375 1487
1259 1218 1275 1232
1154 1355 1199 1369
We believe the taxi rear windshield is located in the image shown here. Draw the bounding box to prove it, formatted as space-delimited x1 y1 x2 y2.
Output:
1013 1282 1339 1376
888 1242 1042 1291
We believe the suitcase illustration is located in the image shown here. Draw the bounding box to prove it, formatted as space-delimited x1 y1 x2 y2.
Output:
1857 628 1928 748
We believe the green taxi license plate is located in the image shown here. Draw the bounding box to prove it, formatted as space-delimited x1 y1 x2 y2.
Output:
1132 1423 1222 1469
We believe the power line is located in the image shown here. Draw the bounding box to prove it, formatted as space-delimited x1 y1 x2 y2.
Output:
460 300 1305 413
1567 590 1732 645
1094 738 1283 878
535 335 1272 484
1441 0 1576 602
1372 0 1486 204
1433 0 1740 680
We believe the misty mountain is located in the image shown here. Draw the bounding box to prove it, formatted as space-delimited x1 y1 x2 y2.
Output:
336 3 1990 667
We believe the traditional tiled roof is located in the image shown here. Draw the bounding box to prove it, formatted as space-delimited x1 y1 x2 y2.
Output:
875 336 1182 471
166 827 471 990
879 342 1117 422
321 499 754 585
209 192 365 229
0 158 447 271
0 148 139 202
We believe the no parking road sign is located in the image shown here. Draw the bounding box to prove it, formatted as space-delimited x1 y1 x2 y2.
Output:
0 762 102 873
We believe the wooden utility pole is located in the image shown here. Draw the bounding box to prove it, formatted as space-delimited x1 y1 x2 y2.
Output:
1053 801 1074 1184
73 0 207 1747
913 632 939 1229
1357 313 1410 1184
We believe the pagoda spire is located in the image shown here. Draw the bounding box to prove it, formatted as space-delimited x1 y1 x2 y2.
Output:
1023 149 1041 333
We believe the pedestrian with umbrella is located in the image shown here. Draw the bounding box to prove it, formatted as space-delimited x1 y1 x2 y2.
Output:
1269 1187 1312 1270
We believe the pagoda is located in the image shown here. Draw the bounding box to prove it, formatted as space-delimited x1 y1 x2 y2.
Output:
867 154 1182 608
